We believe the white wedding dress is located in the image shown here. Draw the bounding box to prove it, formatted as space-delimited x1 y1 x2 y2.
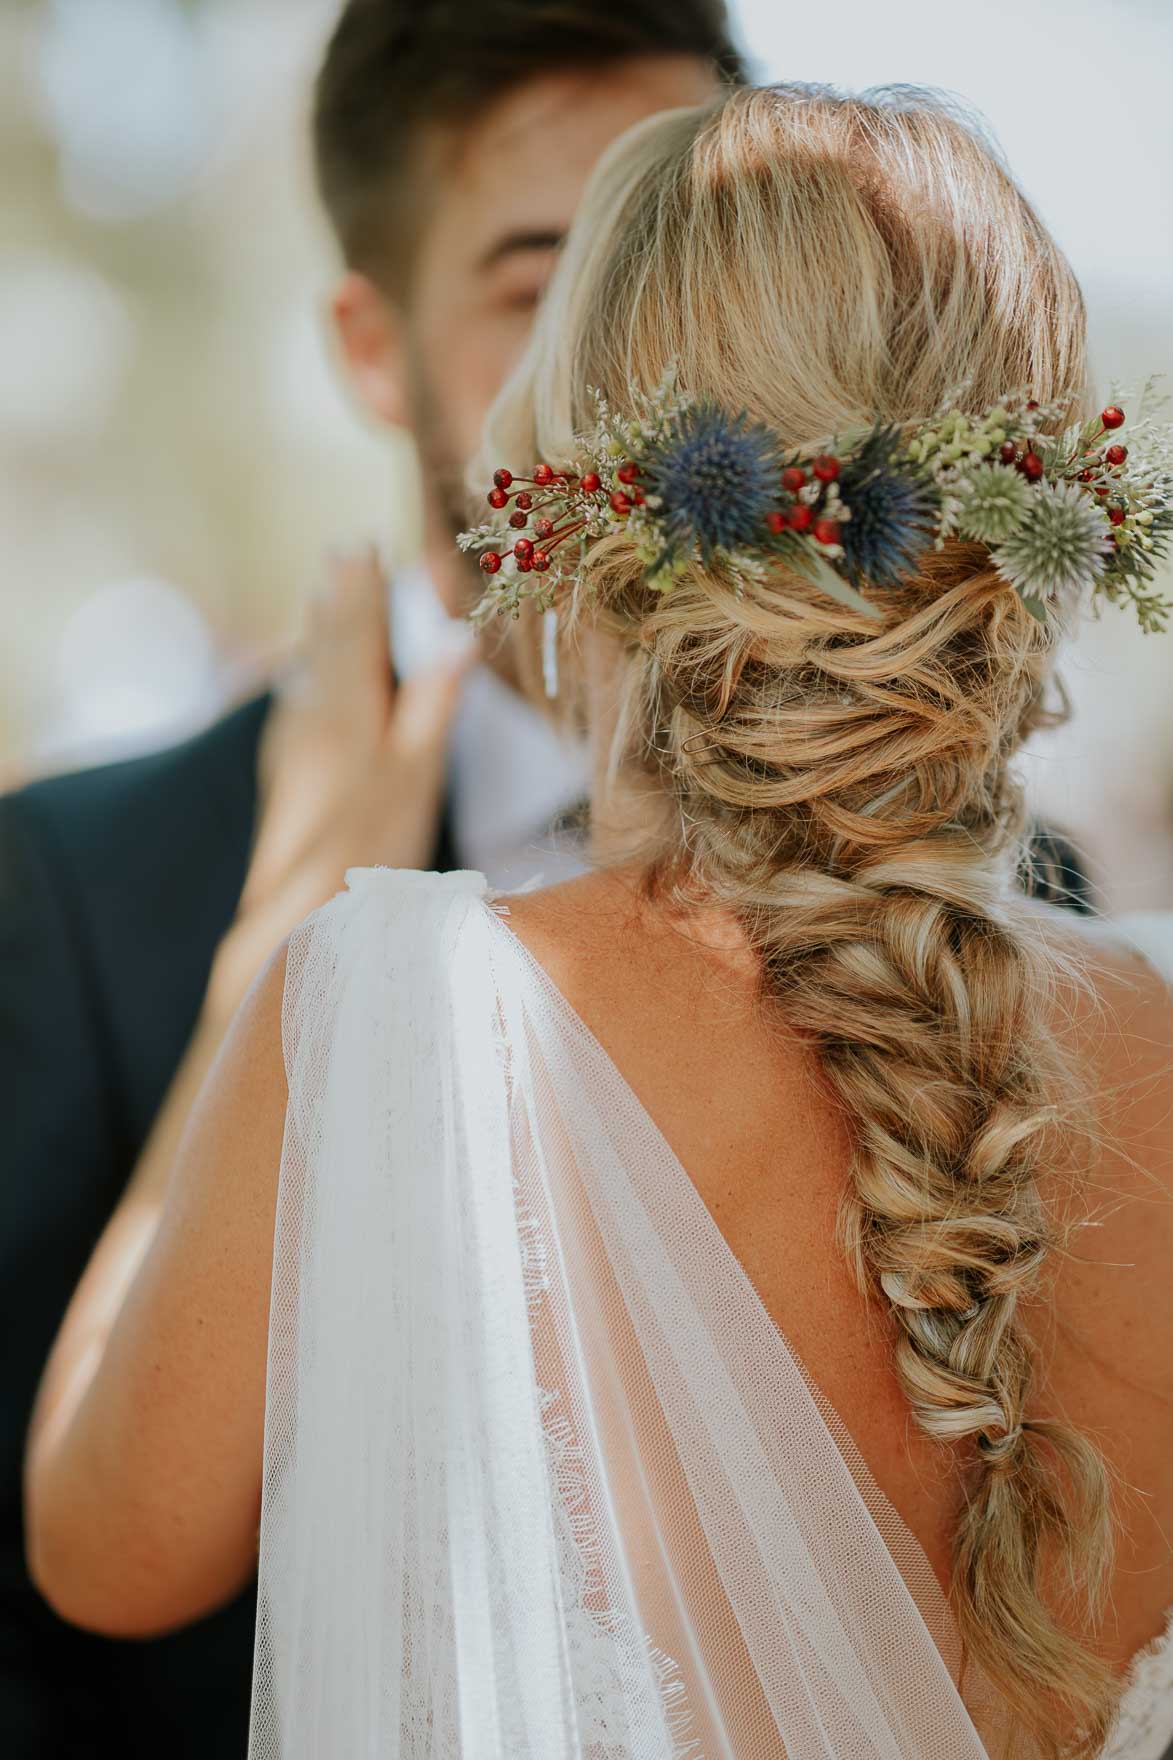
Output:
246 867 1173 1760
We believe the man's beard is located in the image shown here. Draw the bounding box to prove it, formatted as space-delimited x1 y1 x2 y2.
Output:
407 356 490 612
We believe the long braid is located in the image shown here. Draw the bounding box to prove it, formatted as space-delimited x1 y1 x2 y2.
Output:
627 553 1119 1755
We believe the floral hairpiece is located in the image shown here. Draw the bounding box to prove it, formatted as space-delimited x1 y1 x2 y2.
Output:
458 366 1173 638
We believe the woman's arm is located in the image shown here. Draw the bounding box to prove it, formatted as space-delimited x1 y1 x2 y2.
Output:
22 554 468 1642
23 942 290 1639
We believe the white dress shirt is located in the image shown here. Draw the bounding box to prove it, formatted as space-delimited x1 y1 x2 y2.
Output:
389 565 592 891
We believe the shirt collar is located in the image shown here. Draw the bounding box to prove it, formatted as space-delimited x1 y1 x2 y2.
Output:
389 566 591 875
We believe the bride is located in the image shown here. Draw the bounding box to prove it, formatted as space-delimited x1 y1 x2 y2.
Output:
24 83 1173 1760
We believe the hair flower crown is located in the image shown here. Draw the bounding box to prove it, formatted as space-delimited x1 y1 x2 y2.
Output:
458 366 1173 634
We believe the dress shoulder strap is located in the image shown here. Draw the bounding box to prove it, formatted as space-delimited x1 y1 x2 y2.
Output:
251 863 611 1760
249 864 995 1760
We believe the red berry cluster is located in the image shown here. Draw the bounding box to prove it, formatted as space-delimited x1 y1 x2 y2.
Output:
1067 405 1129 544
764 454 843 547
479 464 571 576
992 399 1047 480
477 457 646 576
976 403 1130 549
608 457 648 518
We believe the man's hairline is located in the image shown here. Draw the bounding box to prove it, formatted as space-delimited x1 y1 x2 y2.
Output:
351 48 724 312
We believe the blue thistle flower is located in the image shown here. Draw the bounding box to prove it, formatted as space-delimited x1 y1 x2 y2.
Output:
642 401 783 565
834 424 940 589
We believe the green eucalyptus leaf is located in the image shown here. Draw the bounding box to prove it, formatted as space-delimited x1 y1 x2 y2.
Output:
789 547 883 620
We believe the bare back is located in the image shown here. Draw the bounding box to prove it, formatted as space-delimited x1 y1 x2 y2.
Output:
501 866 1173 1678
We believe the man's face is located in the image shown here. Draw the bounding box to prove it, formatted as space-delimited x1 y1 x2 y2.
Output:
335 55 719 613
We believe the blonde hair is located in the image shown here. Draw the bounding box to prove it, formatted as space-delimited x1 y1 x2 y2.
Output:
475 83 1119 1755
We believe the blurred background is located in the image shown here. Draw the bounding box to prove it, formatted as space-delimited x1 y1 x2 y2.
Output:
1 0 1171 908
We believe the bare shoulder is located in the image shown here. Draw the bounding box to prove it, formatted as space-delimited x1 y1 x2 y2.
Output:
1021 904 1173 1404
1026 904 1173 1190
495 864 762 1029
1014 906 1173 1651
494 867 649 980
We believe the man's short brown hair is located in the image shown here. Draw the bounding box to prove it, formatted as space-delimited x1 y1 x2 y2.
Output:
313 0 745 298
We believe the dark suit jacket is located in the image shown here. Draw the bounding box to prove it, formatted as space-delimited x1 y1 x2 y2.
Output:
0 692 457 1757
0 695 272 1756
0 687 1088 1756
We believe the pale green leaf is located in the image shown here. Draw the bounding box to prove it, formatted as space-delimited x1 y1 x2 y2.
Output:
789 547 884 620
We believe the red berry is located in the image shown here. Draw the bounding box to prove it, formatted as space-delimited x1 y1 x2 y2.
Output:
533 463 554 485
1077 468 1094 482
1094 483 1110 496
1105 443 1127 466
515 491 533 510
781 466 806 492
513 537 534 562
515 553 533 573
534 516 555 540
1019 452 1045 481
508 510 527 528
488 487 508 508
813 517 840 545
616 460 641 484
1100 405 1125 430
1026 399 1039 412
492 467 513 490
787 503 814 532
999 441 1018 464
479 551 502 574
580 471 601 494
812 455 841 483
610 490 632 515
633 488 646 504
1108 506 1127 526
532 550 551 572
765 510 787 534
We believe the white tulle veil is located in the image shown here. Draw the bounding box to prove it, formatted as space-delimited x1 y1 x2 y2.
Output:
247 865 1015 1760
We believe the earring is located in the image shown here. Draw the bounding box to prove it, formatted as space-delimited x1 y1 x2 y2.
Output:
542 606 559 699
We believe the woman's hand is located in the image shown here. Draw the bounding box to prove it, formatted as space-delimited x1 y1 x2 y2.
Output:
207 546 474 1026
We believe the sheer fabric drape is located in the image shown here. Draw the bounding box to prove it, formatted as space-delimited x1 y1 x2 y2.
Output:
247 866 1005 1760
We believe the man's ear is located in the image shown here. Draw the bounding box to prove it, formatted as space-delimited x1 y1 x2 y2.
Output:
329 271 409 429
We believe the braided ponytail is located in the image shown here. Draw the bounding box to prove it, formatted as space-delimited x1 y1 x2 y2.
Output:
629 551 1119 1755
